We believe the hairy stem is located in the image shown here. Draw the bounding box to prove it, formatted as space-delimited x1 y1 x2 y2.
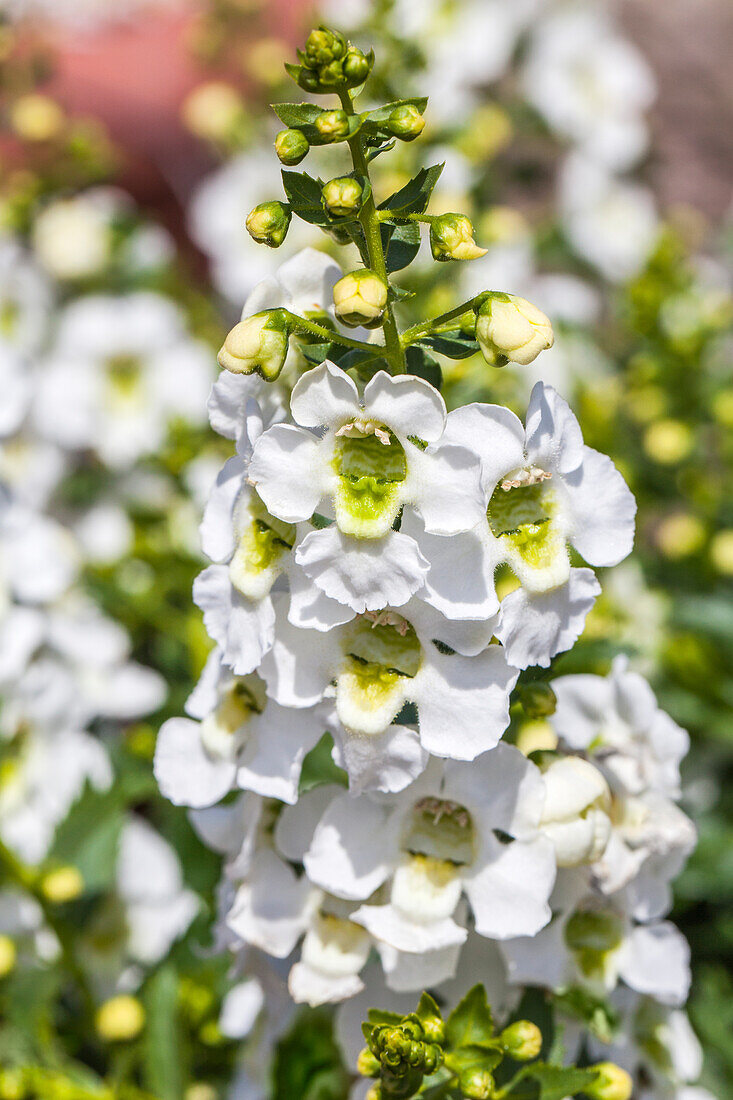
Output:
400 293 491 347
283 310 374 352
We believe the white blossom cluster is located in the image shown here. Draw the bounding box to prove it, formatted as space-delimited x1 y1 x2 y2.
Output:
153 245 710 1099
0 222 201 983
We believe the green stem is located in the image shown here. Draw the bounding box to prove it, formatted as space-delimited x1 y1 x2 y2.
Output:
0 837 96 1022
283 311 373 352
400 292 491 347
338 90 407 375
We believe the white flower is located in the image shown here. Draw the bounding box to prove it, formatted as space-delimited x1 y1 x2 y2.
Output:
550 657 690 799
0 237 52 355
405 381 635 668
538 756 612 868
188 151 317 306
560 154 659 281
522 7 655 171
0 497 79 606
32 192 115 280
250 360 485 611
261 593 517 763
32 292 213 468
155 647 325 808
304 745 555 964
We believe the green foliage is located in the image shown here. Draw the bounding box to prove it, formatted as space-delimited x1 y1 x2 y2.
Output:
273 1008 350 1100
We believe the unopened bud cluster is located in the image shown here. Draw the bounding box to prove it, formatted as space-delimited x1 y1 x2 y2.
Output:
292 25 373 93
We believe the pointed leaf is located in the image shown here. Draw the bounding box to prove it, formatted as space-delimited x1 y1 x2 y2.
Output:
383 221 421 272
379 163 444 217
273 103 324 128
419 331 479 360
445 985 494 1052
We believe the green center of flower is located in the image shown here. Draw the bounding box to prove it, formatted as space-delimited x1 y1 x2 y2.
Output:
201 676 265 762
332 425 407 538
564 909 624 984
487 470 570 592
335 611 421 735
0 299 19 338
229 495 296 601
405 797 475 866
106 354 143 404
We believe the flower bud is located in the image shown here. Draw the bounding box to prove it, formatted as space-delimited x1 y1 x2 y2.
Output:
333 269 388 328
475 293 554 367
429 213 487 262
539 757 612 867
518 682 557 718
275 128 309 165
296 67 322 93
95 995 146 1042
322 177 364 217
245 200 291 247
564 910 624 954
357 1048 381 1077
388 104 425 141
217 311 289 380
499 1020 542 1062
315 109 350 142
343 47 371 86
303 26 347 69
585 1063 633 1100
459 1068 493 1099
41 865 84 903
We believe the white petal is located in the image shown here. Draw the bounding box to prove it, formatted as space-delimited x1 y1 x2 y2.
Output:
617 922 690 1005
415 647 517 760
185 647 225 720
275 784 342 862
352 903 467 953
400 515 500 622
407 598 497 657
288 962 364 1007
304 793 398 900
249 424 327 522
290 361 359 429
237 703 324 804
464 835 555 939
287 566 355 631
378 941 461 992
496 567 601 669
444 403 525 494
219 980 265 1039
331 723 428 795
259 597 339 707
551 673 612 750
207 370 284 440
499 918 570 991
564 447 636 567
226 850 312 957
405 441 486 534
154 717 236 808
200 456 247 562
525 382 585 475
295 527 429 613
443 743 545 837
193 565 275 675
363 371 445 443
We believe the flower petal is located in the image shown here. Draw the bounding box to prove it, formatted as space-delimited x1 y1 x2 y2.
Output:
444 403 525 493
525 382 584 475
564 447 636 567
463 835 555 939
331 722 428 795
200 457 246 562
363 371 445 443
352 903 467 953
400 515 500 622
154 717 236 808
617 922 690 1005
193 565 275 675
260 597 340 707
443 743 545 837
290 360 359 429
496 567 601 669
304 793 398 900
405 441 486 534
237 703 324 804
227 849 312 958
249 424 327 522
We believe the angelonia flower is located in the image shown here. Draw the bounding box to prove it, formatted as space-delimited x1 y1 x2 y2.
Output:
155 25 706 1100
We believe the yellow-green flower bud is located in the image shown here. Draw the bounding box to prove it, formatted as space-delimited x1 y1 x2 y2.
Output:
357 1048 381 1077
459 1068 493 1099
303 26 347 69
315 109 350 142
518 682 557 718
41 865 84 903
217 311 289 380
499 1020 543 1062
245 200 291 247
475 293 554 366
585 1063 633 1100
388 104 425 141
322 176 363 217
95 995 146 1042
0 935 16 978
343 47 371 86
429 213 487 262
275 128 309 165
333 269 388 328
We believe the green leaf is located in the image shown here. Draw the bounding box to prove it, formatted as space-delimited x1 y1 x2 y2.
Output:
379 163 444 217
446 1042 502 1075
50 783 124 892
553 986 619 1044
406 345 442 390
509 1063 600 1100
419 331 479 360
299 341 335 365
383 221 421 272
142 964 184 1100
333 347 388 378
281 171 331 226
272 102 323 128
445 984 494 1052
273 1007 349 1100
416 991 443 1031
368 1008 406 1026
361 97 428 127
367 139 396 162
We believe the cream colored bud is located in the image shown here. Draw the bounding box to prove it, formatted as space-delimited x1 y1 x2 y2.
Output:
275 128 309 165
217 312 289 380
585 1062 633 1100
245 201 291 247
539 757 612 867
95 995 146 1042
333 269 388 328
10 94 65 141
322 177 363 217
430 213 487 262
41 865 84 903
475 294 554 367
